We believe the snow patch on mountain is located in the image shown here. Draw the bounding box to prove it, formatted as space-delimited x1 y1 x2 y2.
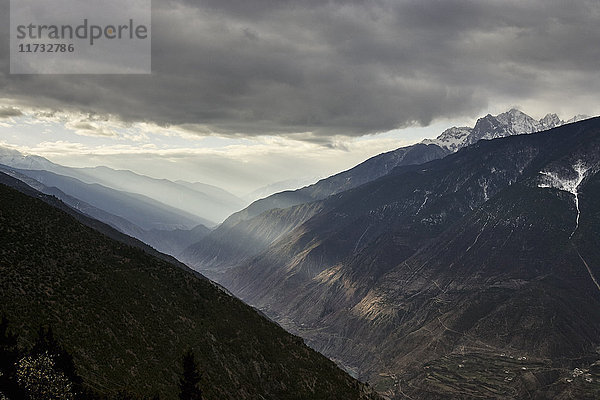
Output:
424 127 471 152
537 161 590 238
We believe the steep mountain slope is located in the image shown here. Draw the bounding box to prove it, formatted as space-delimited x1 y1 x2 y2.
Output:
195 118 600 398
0 146 245 225
347 175 600 398
220 123 577 314
0 180 379 400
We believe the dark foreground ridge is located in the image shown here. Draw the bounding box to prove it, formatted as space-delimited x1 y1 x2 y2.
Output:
0 175 379 400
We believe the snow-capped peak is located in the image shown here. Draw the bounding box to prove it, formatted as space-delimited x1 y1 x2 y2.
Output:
424 110 588 153
422 126 471 152
0 146 57 171
494 109 541 134
540 113 561 130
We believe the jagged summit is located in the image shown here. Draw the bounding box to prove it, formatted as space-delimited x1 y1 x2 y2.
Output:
540 113 561 129
424 109 589 152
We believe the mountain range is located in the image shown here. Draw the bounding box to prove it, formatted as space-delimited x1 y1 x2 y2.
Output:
423 109 589 152
179 109 588 275
0 146 247 226
181 113 600 398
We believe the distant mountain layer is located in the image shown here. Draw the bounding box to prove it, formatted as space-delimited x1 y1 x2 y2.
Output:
187 117 600 398
0 147 246 225
1 166 207 230
64 167 246 224
0 177 379 400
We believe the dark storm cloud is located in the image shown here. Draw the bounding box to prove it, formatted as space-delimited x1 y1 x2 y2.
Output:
1 0 599 137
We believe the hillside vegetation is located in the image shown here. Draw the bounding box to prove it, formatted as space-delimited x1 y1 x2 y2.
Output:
0 181 377 400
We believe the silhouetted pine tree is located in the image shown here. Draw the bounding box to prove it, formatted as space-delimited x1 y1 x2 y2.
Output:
178 350 202 400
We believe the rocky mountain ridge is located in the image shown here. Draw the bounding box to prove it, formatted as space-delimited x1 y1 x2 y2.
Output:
423 109 589 152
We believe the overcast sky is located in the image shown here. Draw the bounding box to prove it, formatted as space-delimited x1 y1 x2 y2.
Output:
1 0 599 194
